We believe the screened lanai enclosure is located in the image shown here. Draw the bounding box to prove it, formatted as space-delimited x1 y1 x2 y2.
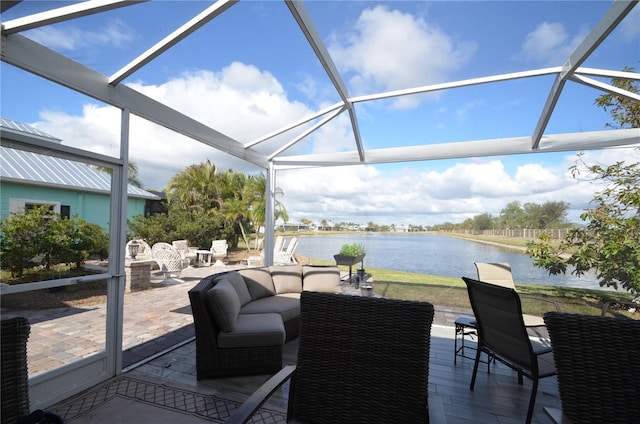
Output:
1 0 639 410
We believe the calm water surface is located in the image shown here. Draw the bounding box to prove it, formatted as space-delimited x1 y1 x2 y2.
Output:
294 233 605 291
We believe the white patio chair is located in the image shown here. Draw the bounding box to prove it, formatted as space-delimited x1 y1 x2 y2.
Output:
172 239 196 266
274 237 298 265
210 239 228 266
152 242 187 282
273 235 285 253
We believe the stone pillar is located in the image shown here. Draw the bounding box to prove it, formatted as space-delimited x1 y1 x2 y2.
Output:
124 260 153 293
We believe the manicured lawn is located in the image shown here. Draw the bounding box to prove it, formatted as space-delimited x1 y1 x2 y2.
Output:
306 256 638 319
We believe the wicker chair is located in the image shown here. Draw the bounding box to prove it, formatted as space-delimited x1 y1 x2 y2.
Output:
1 317 64 424
543 312 640 424
171 239 196 265
151 242 187 282
226 291 444 424
474 262 560 327
462 277 557 424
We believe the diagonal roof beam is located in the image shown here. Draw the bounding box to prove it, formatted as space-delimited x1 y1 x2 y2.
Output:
1 33 268 168
268 106 345 160
570 73 640 102
245 102 343 148
352 68 561 103
531 0 638 149
109 0 237 85
285 0 365 161
1 0 146 34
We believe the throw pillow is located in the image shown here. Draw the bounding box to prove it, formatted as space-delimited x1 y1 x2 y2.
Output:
302 265 341 293
238 267 276 300
205 279 241 333
270 265 303 294
217 272 252 305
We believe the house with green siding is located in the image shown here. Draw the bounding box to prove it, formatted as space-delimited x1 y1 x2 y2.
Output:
0 118 159 230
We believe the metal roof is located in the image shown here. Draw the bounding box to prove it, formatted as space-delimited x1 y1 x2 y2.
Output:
0 118 158 199
0 117 61 142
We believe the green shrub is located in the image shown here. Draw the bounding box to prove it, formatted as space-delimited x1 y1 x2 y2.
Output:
0 206 108 278
339 242 366 256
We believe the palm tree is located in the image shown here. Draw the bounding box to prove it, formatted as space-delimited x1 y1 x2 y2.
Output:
223 195 251 251
244 173 288 249
166 160 223 213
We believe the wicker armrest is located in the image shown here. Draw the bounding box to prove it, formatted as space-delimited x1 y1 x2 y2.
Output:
226 365 296 424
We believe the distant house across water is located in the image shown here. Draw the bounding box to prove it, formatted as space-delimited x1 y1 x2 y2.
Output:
0 117 160 230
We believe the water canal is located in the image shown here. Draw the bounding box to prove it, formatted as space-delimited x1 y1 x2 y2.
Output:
294 233 604 290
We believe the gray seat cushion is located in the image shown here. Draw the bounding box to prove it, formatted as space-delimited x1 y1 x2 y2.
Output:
217 313 285 348
240 295 300 322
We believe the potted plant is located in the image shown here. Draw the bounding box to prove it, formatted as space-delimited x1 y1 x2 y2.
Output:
334 243 366 287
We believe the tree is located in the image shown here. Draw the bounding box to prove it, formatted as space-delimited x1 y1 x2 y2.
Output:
527 68 640 294
500 201 525 229
244 173 288 248
526 155 640 294
222 196 251 251
166 160 223 213
473 213 494 231
540 201 570 228
594 66 639 129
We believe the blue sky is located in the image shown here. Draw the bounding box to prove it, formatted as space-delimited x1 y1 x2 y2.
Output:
1 1 639 226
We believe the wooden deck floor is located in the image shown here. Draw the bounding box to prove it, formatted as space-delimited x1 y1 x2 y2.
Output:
125 324 561 423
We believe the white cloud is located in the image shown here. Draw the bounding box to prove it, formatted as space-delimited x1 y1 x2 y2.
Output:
276 148 638 227
27 19 134 51
328 5 477 109
518 22 586 66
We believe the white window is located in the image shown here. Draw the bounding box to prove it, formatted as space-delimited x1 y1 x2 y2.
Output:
9 198 61 214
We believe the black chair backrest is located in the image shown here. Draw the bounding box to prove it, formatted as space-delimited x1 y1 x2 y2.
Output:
293 291 434 424
544 311 640 423
462 277 534 372
1 316 31 424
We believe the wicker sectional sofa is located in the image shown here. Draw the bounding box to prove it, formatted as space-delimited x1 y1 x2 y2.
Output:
188 264 341 379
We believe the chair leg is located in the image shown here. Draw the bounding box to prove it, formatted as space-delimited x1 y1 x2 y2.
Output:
526 378 539 424
469 344 482 390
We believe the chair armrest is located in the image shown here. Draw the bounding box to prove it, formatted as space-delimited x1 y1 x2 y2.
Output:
521 294 561 311
226 365 296 424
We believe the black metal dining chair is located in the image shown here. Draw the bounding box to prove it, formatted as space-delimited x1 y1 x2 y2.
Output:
462 277 556 424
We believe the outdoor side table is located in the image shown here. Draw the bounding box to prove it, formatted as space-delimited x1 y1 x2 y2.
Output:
454 315 494 366
196 250 212 267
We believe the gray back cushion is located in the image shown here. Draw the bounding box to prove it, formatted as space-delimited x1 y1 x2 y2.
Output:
216 271 252 305
205 279 241 333
302 265 341 293
238 267 276 300
270 265 303 294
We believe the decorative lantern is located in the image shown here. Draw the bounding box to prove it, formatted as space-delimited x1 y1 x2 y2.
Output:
128 241 140 259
